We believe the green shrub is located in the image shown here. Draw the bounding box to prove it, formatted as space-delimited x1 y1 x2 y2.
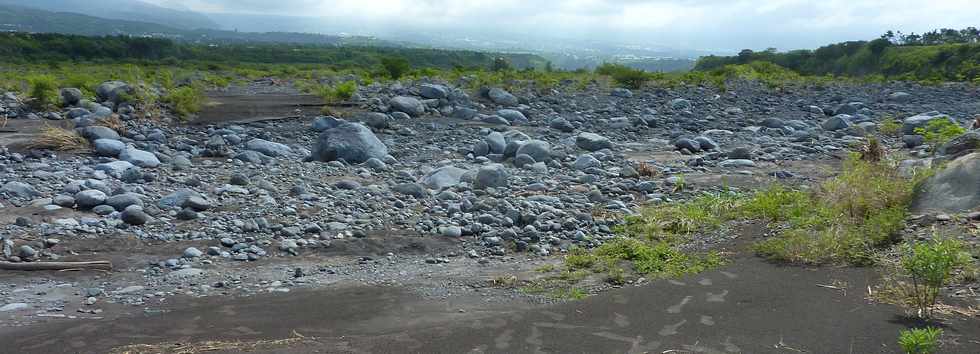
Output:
380 57 411 80
900 238 971 317
163 86 204 119
27 74 59 108
914 118 966 147
898 327 943 354
317 81 358 104
595 63 649 89
879 117 904 137
593 238 723 278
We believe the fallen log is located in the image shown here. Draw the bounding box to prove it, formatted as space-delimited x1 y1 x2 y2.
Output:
0 261 112 271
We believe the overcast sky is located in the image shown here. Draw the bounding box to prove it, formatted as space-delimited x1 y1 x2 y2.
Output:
147 0 980 51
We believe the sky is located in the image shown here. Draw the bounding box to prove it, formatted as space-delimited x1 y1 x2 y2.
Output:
146 0 980 51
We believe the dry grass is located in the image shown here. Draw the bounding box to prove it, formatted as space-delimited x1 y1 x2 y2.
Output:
96 115 128 135
110 331 315 354
29 125 89 151
859 137 884 163
635 161 660 177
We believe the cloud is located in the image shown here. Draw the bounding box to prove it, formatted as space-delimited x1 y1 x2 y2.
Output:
143 0 980 50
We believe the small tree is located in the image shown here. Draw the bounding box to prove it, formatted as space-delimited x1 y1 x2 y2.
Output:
380 57 411 80
900 237 970 318
491 57 512 72
27 74 59 109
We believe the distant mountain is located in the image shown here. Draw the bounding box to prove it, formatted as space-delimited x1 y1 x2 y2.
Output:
0 0 219 30
0 4 179 36
0 5 398 47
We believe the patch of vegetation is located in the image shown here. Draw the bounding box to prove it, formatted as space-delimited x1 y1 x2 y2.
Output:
899 237 971 318
26 74 59 109
380 56 411 80
753 155 928 265
593 238 724 277
162 86 204 119
898 327 943 354
914 118 967 147
879 117 904 137
30 125 89 151
595 63 649 89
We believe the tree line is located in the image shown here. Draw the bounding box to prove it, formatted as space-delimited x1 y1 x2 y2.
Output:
694 27 980 82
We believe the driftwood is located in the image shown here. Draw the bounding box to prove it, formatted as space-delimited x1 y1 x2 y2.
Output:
0 261 112 271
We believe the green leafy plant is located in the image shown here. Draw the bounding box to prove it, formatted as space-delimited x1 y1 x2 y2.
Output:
163 86 204 119
595 63 649 89
26 74 59 109
879 117 904 137
380 57 411 80
900 237 970 317
914 118 967 147
317 81 358 104
898 327 943 354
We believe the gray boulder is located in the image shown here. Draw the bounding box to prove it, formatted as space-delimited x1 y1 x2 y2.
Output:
485 132 506 154
389 96 425 117
421 166 467 190
61 88 83 106
311 122 388 164
246 139 292 157
419 84 448 99
120 147 160 168
120 205 150 225
105 193 143 211
1 181 38 199
452 107 478 120
939 131 980 157
497 109 528 123
902 111 955 135
80 126 120 141
911 153 980 213
610 88 633 98
887 92 912 103
392 183 429 198
74 190 107 209
312 116 344 132
550 117 575 133
576 132 612 152
515 140 552 163
669 98 691 110
95 81 133 104
474 164 509 189
822 115 852 131
488 88 519 106
93 139 125 157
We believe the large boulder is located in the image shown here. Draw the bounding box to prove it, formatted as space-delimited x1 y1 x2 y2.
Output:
79 126 120 141
119 148 160 168
61 88 83 106
822 115 852 131
576 133 612 152
939 131 980 157
488 88 518 106
95 81 133 104
421 166 468 190
497 109 528 124
93 139 125 157
389 96 425 117
1 181 38 199
419 84 448 99
473 164 509 189
246 139 292 157
902 111 955 135
516 140 552 163
311 122 388 164
911 153 980 213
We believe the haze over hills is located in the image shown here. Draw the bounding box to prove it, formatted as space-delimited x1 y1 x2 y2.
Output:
0 0 705 72
0 0 218 30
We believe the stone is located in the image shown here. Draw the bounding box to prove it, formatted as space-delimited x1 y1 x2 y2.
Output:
693 136 718 150
120 147 160 168
488 88 519 106
392 183 429 198
95 81 133 104
760 118 786 129
474 164 509 189
93 139 125 157
497 109 528 123
74 190 107 209
550 117 575 133
514 154 536 168
419 84 448 99
120 205 150 225
902 111 955 135
421 166 467 190
80 126 120 141
389 96 425 117
246 139 292 157
674 138 701 152
669 98 691 110
610 88 633 98
452 107 478 120
312 116 344 132
887 92 912 103
2 181 38 199
719 159 756 168
52 195 75 207
0 303 29 312
576 132 612 152
573 154 601 170
183 247 203 258
822 115 852 131
939 131 980 157
312 122 389 164
17 245 36 258
441 226 463 237
515 140 552 163
61 88 83 106
911 152 980 213
105 193 143 211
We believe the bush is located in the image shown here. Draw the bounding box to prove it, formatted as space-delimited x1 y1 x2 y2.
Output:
898 327 942 354
163 86 204 119
27 74 59 109
879 117 904 137
317 81 358 104
900 238 971 317
380 57 411 80
595 63 649 89
914 118 967 147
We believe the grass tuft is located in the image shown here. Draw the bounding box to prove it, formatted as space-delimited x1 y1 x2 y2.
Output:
30 125 90 151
